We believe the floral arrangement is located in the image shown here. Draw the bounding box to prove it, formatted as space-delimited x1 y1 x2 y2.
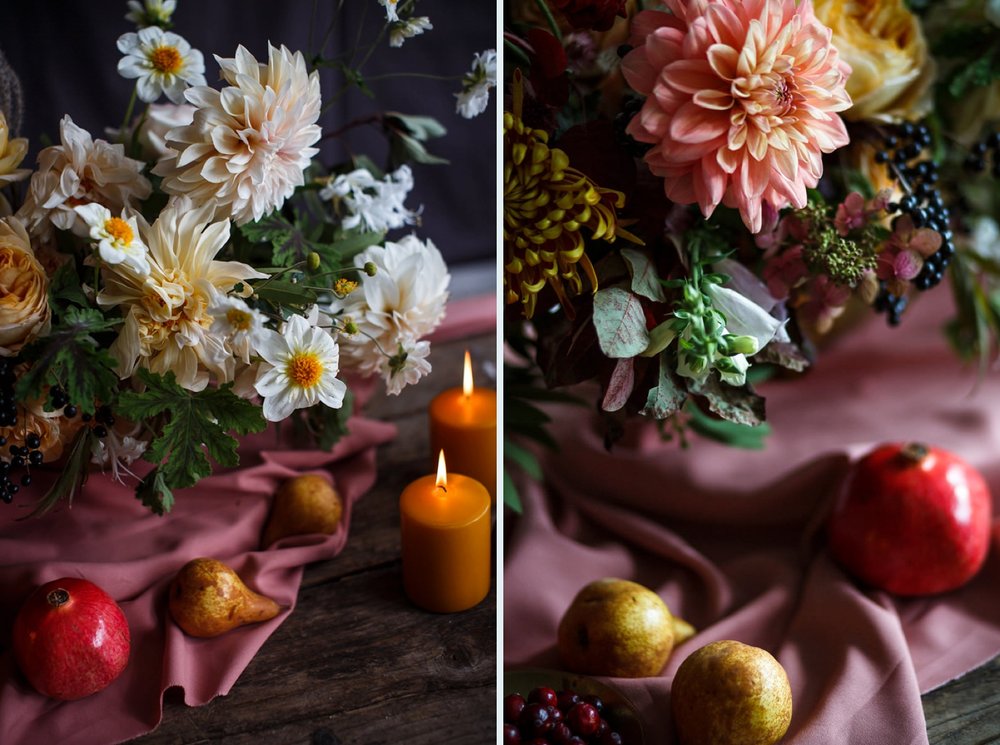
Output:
0 0 495 514
503 0 1000 506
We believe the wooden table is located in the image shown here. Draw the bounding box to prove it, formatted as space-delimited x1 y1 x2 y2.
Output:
923 655 1000 742
133 331 497 745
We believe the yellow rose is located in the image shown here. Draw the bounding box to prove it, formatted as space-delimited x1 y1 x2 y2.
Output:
0 217 51 356
815 0 935 122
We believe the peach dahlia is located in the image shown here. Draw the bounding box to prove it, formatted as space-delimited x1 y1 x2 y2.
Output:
622 0 852 233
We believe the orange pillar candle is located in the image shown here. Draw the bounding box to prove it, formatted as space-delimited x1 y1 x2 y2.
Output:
429 351 497 500
400 451 491 612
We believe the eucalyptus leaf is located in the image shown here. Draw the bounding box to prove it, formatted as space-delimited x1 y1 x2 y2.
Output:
385 112 447 140
621 248 665 302
641 352 687 419
593 287 649 358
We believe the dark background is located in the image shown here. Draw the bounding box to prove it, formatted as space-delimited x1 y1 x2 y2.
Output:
0 0 496 266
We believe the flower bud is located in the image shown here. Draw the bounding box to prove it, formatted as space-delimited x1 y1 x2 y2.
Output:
724 334 759 356
307 252 322 271
364 261 377 277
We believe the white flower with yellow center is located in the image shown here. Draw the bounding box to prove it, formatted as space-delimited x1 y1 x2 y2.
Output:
117 27 206 104
73 203 150 276
209 294 267 364
254 314 346 422
153 43 321 225
98 198 267 391
379 0 400 22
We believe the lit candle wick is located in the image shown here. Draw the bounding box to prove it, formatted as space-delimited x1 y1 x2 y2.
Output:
463 350 473 399
435 449 448 493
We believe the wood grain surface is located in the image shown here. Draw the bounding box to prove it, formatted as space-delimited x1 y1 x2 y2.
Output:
131 332 497 745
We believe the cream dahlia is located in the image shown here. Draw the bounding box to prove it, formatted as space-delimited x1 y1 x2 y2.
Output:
17 116 152 238
153 43 322 226
622 0 852 233
97 199 267 390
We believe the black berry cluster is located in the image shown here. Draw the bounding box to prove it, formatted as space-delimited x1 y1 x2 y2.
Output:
962 131 1000 176
872 121 953 324
613 95 652 159
504 687 625 745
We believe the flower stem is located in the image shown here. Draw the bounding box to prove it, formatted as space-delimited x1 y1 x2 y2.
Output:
118 85 139 146
504 37 532 67
532 0 563 41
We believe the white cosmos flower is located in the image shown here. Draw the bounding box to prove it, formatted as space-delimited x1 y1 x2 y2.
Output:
319 165 419 233
16 116 151 238
390 17 432 47
117 27 206 104
73 203 150 276
254 314 347 422
209 294 268 364
455 49 497 119
125 0 176 28
91 424 147 483
379 0 400 22
153 43 322 225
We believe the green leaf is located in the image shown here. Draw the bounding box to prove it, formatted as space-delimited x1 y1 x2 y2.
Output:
505 438 543 480
309 391 354 450
48 262 90 308
592 287 649 358
135 468 174 516
503 468 523 514
385 112 447 141
253 279 318 307
641 352 687 419
332 228 386 263
388 130 449 169
621 248 665 302
686 402 771 450
15 306 119 415
691 374 766 427
117 370 267 509
24 428 95 517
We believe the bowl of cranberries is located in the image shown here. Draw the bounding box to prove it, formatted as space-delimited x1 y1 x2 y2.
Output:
503 670 643 744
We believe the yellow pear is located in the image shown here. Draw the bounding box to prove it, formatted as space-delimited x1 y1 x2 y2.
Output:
168 558 281 638
262 474 343 548
671 640 793 745
557 578 692 678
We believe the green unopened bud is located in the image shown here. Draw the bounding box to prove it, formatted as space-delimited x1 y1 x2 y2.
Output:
725 334 758 356
364 261 377 277
342 318 359 335
715 356 740 374
388 344 409 376
307 252 322 271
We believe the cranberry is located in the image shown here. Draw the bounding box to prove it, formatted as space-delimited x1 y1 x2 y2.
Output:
550 722 574 744
600 731 623 745
584 694 604 713
502 723 521 745
566 738 587 745
557 690 581 711
528 686 559 708
547 705 563 724
567 702 600 737
595 719 609 737
520 702 553 737
504 693 527 724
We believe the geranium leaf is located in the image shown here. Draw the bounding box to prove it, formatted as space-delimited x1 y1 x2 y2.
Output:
593 287 649 358
601 357 635 412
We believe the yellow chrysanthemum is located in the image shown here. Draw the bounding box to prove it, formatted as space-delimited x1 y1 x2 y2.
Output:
503 70 631 319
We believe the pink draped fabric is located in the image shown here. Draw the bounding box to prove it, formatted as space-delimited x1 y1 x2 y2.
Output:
0 417 397 744
504 290 1000 744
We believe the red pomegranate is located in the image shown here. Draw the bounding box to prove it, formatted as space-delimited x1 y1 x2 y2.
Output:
12 577 131 700
827 443 993 596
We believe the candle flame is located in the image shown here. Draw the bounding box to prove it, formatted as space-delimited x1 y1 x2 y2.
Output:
436 449 448 490
463 350 473 397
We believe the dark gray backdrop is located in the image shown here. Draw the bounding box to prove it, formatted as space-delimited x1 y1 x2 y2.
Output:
0 0 496 266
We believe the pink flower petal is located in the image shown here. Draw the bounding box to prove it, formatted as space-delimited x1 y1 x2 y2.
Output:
669 100 729 144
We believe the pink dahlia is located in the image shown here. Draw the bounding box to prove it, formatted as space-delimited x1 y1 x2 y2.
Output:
622 0 852 233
